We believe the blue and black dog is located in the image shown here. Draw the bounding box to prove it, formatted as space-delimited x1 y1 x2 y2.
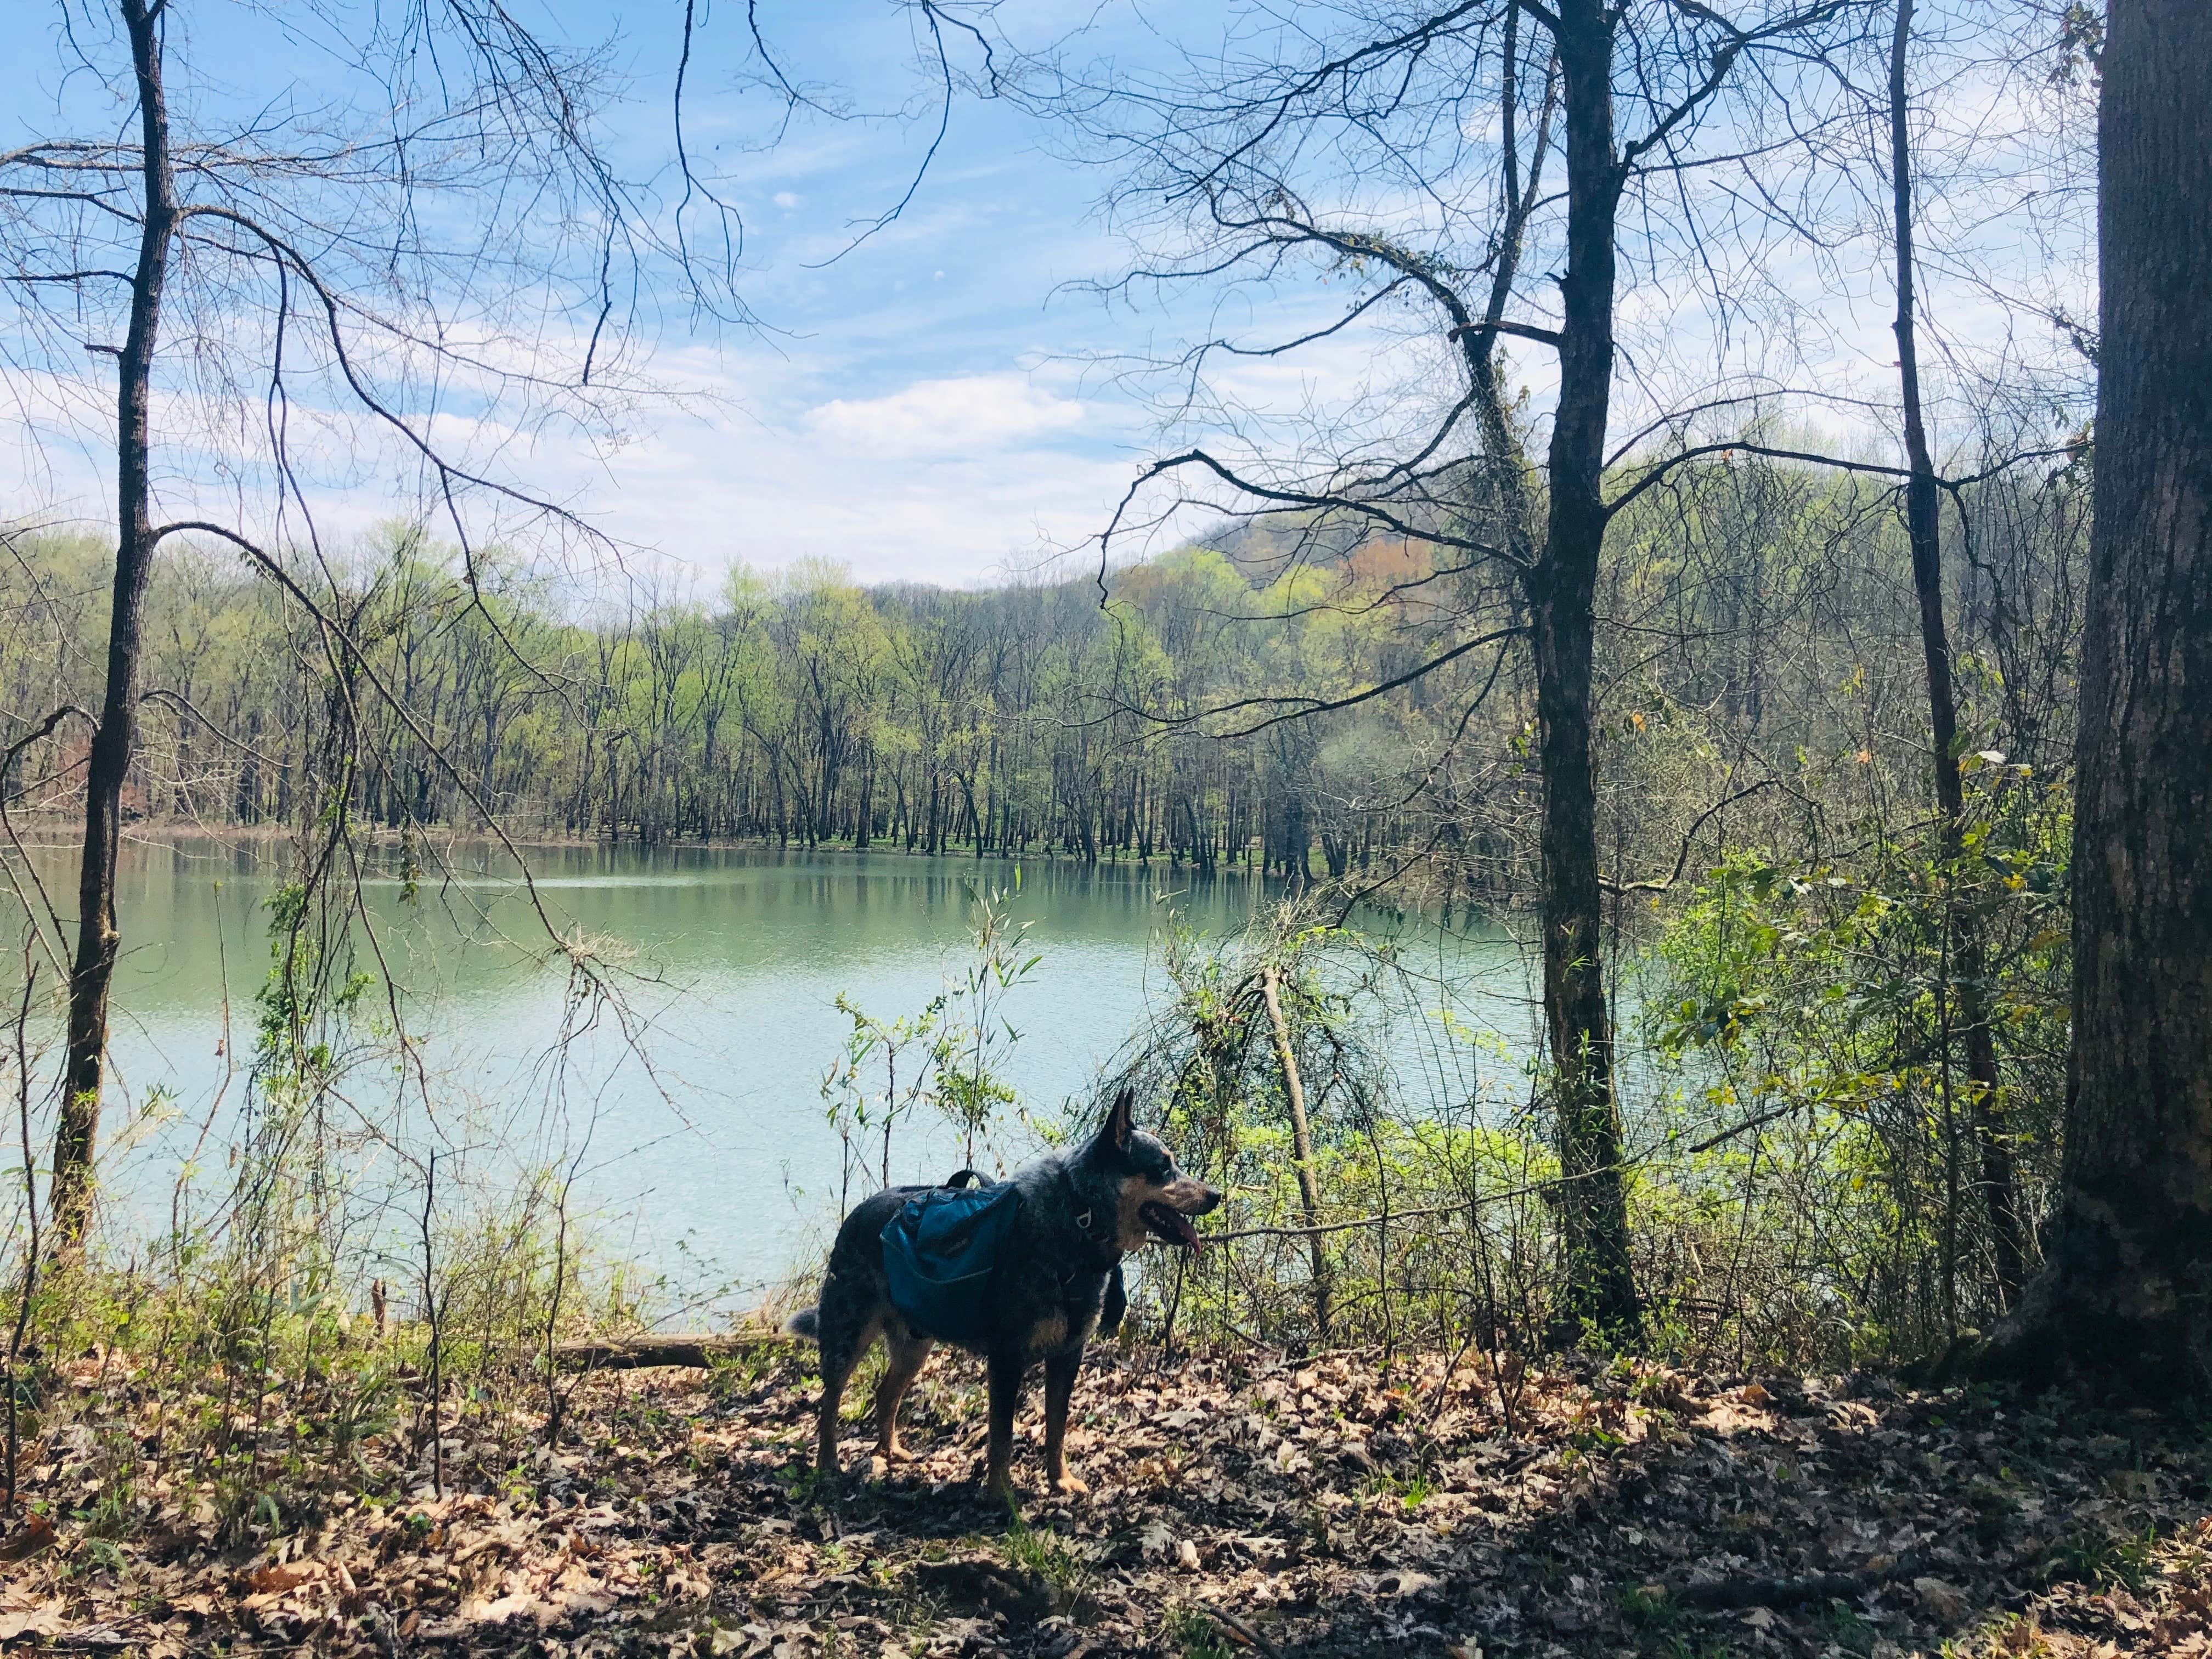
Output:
786 1088 1220 1500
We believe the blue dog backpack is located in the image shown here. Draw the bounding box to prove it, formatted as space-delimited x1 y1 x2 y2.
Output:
880 1172 1023 1345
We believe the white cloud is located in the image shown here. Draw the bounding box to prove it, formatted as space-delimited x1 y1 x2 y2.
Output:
569 367 1130 587
803 373 1086 460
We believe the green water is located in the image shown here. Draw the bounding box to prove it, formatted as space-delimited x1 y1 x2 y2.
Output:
8 839 1533 1291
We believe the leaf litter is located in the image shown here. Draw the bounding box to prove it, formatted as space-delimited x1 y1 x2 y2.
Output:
1 1344 2208 1659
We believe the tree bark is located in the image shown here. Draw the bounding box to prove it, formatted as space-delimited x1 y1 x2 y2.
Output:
52 0 176 1243
1525 0 1640 1342
1888 0 2028 1300
1984 0 2212 1393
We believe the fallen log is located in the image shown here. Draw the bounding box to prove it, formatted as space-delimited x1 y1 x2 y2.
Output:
1676 1549 1931 1610
551 1334 781 1370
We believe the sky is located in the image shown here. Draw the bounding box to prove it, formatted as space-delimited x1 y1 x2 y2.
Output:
2 1 2095 592
7 0 1248 589
502 1 1195 588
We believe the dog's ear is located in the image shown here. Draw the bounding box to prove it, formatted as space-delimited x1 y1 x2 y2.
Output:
1094 1086 1136 1154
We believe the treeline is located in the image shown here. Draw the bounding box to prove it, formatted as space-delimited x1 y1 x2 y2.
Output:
2 528 1429 877
3 448 2081 906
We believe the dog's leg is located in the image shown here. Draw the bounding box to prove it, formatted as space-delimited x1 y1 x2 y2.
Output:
872 1330 933 1464
815 1314 873 1481
984 1347 1026 1503
1042 1346 1088 1495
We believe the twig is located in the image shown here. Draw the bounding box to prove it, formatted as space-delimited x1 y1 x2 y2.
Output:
545 1181 569 1440
1207 1189 1538 1244
1259 966 1331 1338
1602 780 1778 896
1199 1604 1288 1659
418 1149 442 1499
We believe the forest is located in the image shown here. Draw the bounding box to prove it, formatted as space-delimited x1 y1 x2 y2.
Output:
0 1 2208 1658
0 454 2082 888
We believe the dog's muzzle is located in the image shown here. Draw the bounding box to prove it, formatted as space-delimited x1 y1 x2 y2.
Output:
1139 1184 1222 1252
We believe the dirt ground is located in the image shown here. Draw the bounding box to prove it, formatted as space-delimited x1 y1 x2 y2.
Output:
3 1339 2208 1659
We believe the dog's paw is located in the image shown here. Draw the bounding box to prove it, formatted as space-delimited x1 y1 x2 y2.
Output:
1048 1472 1090 1496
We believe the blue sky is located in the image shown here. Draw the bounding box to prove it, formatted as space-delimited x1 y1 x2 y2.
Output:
549 1 1181 584
4 1 2094 590
5 0 1240 587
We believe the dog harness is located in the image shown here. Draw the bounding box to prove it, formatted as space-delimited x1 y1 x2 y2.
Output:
879 1173 1024 1345
879 1167 1128 1347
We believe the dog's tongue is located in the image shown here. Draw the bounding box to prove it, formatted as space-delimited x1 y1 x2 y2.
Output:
1171 1211 1203 1252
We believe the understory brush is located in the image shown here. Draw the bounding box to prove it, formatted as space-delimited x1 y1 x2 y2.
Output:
1097 816 2072 1376
6 1180 646 1553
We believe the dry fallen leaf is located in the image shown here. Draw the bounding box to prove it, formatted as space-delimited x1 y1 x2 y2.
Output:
0 1605 66 1641
246 1561 313 1595
0 1514 57 1561
1915 1576 1968 1622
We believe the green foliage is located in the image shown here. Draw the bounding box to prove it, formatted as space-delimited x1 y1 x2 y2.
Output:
2051 1522 2160 1594
1618 1582 1682 1639
1103 900 1564 1358
820 882 1042 1186
931 886 1042 1167
1165 1604 1235 1659
1001 1514 1087 1598
0 520 1465 877
1811 1600 1878 1657
1638 763 2073 1358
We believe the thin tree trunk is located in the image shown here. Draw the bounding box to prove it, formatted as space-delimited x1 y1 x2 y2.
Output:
1525 0 1639 1341
1986 0 2212 1393
1260 966 1331 1340
1457 16 1640 1334
1888 0 2027 1298
1464 0 1553 571
53 0 176 1242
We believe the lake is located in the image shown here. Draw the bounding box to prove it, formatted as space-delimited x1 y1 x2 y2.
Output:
8 838 1536 1296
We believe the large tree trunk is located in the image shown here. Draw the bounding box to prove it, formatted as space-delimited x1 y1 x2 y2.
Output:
1985 0 2212 1392
52 0 176 1243
1527 0 1640 1342
1888 0 2028 1301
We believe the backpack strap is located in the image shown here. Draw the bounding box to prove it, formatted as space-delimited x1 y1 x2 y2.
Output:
943 1168 986 1189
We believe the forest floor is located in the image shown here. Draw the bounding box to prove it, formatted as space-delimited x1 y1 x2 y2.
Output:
3 1338 2209 1659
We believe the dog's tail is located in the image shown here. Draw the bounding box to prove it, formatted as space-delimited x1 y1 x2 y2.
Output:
783 1306 820 1341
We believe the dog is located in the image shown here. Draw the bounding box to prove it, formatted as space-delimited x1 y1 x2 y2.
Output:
785 1087 1221 1500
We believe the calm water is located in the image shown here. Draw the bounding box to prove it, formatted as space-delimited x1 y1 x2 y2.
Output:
8 839 1533 1294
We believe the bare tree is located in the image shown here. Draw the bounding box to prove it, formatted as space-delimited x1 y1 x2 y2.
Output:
1045 0 1867 1336
1884 0 2028 1296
